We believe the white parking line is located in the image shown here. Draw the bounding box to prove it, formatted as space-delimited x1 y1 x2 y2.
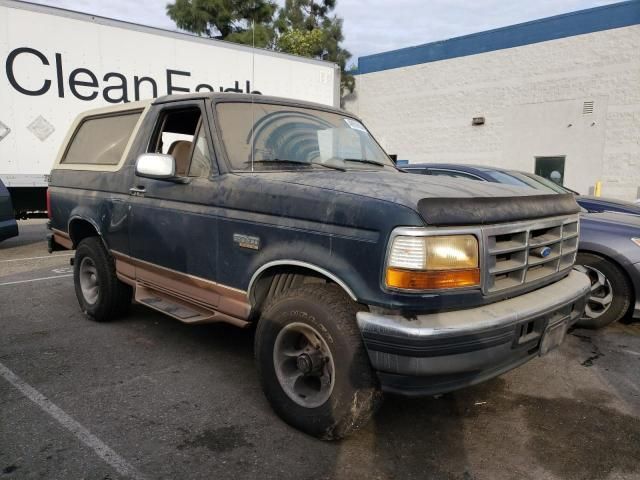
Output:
0 362 147 480
0 253 73 263
0 274 73 287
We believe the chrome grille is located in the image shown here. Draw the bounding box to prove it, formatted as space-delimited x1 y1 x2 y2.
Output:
483 215 579 294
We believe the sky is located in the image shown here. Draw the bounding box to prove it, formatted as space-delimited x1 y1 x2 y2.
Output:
30 0 621 66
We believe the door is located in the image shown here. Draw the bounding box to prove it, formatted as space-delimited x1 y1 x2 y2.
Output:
535 156 566 186
127 100 219 287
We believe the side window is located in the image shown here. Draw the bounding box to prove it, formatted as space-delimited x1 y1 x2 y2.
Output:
63 111 141 165
149 107 212 177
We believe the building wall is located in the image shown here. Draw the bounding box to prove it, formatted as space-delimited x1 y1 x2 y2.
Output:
346 24 640 200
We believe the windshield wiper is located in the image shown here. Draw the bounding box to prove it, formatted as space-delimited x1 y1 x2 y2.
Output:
342 158 386 167
248 159 346 172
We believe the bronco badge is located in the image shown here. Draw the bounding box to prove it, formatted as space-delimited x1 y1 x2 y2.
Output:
233 233 260 250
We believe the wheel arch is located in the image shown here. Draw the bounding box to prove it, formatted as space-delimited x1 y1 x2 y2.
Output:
578 248 636 314
248 260 358 316
68 215 103 249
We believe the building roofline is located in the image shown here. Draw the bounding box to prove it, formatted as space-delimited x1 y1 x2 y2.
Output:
0 0 338 70
357 0 640 75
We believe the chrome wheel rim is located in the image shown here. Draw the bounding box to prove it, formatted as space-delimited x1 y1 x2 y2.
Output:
273 322 335 408
574 264 613 319
79 257 99 305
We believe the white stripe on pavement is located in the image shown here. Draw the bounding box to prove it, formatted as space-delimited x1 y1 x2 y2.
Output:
0 362 147 480
0 253 73 263
0 274 73 286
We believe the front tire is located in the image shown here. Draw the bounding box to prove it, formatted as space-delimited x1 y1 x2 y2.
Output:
255 284 381 440
73 237 132 322
574 252 631 329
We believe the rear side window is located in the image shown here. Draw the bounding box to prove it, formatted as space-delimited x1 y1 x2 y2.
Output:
62 112 141 165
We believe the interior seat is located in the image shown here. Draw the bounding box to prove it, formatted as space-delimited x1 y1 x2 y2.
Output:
168 140 193 176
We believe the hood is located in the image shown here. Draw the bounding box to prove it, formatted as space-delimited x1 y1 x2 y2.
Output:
265 170 539 202
255 170 581 226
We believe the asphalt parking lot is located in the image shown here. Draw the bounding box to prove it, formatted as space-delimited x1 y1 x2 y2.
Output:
1 220 639 480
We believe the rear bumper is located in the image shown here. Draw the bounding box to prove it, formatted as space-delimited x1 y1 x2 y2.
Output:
0 218 18 242
357 270 590 396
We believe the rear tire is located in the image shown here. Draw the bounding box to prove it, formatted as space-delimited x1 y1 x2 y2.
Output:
73 237 132 322
574 252 631 329
255 284 381 440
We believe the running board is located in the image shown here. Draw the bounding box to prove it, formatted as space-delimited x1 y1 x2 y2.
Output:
135 284 248 326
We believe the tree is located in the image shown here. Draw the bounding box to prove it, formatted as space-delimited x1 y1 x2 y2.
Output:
276 28 324 57
275 0 354 96
166 0 277 48
166 0 354 97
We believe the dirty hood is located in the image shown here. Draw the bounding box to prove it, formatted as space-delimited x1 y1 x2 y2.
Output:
263 170 581 226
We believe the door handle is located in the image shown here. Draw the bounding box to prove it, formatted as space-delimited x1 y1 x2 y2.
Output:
129 186 146 196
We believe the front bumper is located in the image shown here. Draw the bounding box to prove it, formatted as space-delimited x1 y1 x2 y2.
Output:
357 270 590 396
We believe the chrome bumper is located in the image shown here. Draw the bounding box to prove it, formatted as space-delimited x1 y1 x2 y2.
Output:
357 270 591 396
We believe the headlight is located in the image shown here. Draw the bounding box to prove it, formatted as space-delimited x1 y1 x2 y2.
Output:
632 238 640 247
386 234 480 290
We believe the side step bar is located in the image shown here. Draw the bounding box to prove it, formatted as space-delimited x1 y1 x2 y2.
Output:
135 284 249 327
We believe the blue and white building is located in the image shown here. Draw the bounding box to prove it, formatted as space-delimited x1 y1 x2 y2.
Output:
345 1 640 200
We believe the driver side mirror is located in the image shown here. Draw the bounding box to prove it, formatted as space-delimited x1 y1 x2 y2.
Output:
135 154 176 180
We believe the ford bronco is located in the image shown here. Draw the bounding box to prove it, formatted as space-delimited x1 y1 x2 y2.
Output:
47 93 591 439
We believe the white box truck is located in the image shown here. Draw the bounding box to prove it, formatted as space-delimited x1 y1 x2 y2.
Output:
0 0 340 216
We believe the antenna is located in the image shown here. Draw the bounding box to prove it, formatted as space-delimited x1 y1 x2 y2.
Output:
250 15 256 172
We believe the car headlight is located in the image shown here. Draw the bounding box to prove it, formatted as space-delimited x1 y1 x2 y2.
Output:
632 238 640 248
386 234 480 290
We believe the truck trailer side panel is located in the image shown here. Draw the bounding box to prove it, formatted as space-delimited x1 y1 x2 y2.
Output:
0 0 340 214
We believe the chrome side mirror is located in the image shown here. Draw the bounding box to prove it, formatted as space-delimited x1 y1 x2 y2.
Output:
135 154 175 179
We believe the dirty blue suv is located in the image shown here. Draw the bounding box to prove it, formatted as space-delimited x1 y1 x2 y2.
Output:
47 94 590 439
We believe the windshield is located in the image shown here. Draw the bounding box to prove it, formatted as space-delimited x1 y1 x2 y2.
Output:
215 102 395 171
518 172 571 194
484 170 568 194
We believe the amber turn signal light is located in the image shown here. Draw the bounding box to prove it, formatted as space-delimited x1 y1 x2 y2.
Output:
386 267 481 290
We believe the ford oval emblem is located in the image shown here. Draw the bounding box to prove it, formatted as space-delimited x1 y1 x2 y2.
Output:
533 246 552 258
